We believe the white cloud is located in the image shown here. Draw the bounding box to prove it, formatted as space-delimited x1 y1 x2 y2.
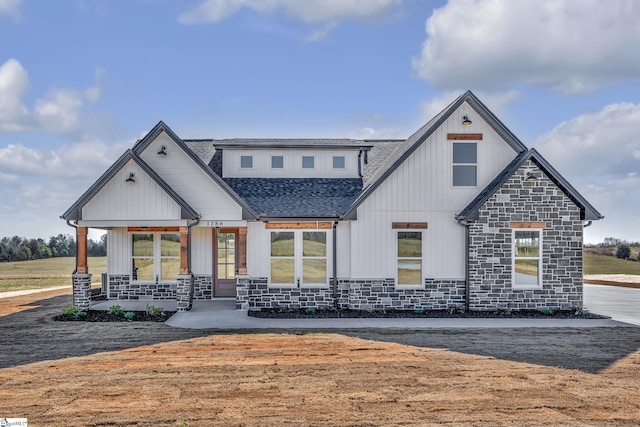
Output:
178 0 402 39
413 0 640 94
0 0 21 19
535 102 640 179
0 58 102 136
534 102 640 242
0 58 30 131
347 126 405 140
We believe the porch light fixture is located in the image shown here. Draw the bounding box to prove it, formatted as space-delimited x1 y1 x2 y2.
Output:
526 172 537 182
462 115 472 125
157 145 167 155
125 172 135 183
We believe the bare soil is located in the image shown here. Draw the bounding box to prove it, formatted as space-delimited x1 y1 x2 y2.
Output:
1 289 639 426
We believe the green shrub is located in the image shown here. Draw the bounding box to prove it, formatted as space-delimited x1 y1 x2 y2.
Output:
539 308 553 315
62 306 87 318
305 307 317 314
616 245 631 260
146 304 166 316
107 304 124 316
123 311 135 320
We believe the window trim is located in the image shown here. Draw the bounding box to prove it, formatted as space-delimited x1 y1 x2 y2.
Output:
512 228 543 289
452 142 478 187
131 232 180 283
268 229 329 288
240 155 253 169
395 230 424 289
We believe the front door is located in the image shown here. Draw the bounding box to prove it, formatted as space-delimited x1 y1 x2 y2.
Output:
214 229 237 297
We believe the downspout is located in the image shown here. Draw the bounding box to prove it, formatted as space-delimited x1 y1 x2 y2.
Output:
332 220 338 309
357 150 363 178
583 221 592 228
66 220 78 274
187 217 201 273
457 218 471 312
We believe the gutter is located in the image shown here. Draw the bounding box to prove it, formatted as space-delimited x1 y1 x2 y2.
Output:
65 220 78 274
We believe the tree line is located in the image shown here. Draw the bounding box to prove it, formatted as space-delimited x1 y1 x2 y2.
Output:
0 234 107 262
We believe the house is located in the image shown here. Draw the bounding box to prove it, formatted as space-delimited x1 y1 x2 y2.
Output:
62 91 603 313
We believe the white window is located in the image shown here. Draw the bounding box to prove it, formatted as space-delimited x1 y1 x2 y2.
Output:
131 233 180 282
302 156 315 169
333 156 345 169
397 231 422 287
271 155 284 169
240 155 253 168
513 230 542 288
453 142 477 186
270 230 328 287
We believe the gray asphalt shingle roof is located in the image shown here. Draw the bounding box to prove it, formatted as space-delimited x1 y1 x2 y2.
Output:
223 178 363 218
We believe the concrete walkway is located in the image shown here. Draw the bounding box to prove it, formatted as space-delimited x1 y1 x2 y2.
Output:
163 299 632 330
584 283 640 326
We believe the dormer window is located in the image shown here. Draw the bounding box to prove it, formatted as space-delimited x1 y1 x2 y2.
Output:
333 156 345 169
271 155 284 169
302 156 315 169
240 155 253 169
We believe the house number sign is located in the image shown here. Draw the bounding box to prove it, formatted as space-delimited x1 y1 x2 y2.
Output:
204 221 225 227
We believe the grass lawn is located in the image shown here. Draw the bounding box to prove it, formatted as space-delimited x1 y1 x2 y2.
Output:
0 257 106 292
584 252 640 275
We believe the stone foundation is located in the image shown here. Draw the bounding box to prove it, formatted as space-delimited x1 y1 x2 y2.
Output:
107 274 177 300
236 277 466 311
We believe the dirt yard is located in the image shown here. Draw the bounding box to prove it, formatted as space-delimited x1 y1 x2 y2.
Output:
1 289 639 426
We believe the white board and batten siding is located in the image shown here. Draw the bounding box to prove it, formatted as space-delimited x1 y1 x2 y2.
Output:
350 102 519 280
107 228 130 274
139 132 243 221
190 227 213 275
222 149 360 179
82 160 182 221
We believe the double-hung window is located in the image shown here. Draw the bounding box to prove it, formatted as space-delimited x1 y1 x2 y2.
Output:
397 231 422 287
453 142 477 186
513 230 542 288
132 233 180 282
270 230 328 287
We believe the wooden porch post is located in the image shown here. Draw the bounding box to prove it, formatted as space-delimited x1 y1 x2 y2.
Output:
237 226 247 275
77 227 88 274
179 226 189 275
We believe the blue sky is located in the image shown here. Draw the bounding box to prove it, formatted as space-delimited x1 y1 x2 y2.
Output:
1 0 640 244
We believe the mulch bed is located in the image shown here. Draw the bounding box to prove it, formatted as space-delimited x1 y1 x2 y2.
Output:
249 307 608 319
53 311 175 322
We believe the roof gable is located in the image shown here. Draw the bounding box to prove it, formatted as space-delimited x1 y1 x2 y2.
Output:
456 148 603 221
132 121 258 220
343 90 528 220
61 150 199 221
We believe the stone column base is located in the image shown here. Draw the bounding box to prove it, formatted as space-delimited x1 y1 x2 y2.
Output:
176 274 194 312
72 273 92 310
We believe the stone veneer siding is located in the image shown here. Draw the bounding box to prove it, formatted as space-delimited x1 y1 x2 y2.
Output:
107 274 177 300
467 160 583 311
236 277 466 311
72 273 92 310
193 275 213 299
